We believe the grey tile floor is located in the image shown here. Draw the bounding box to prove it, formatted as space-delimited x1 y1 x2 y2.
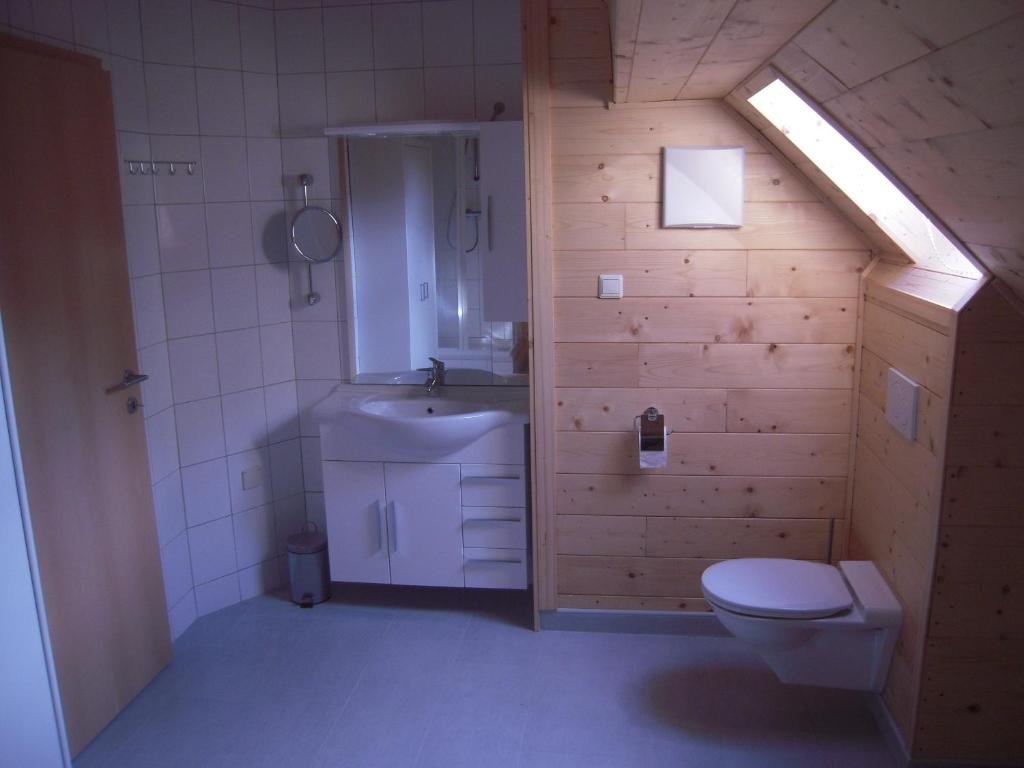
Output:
74 587 901 768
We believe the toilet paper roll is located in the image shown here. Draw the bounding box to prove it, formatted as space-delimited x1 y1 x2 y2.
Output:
639 427 668 469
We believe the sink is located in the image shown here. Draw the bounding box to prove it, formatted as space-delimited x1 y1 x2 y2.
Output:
352 369 529 386
360 398 498 419
318 392 527 459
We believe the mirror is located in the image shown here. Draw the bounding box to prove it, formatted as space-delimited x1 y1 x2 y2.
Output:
340 125 528 386
291 206 342 263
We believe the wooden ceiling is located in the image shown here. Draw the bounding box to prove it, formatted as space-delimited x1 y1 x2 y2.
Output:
610 0 1024 302
611 0 831 103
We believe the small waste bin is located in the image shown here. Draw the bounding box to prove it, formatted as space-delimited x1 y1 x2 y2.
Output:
287 522 329 607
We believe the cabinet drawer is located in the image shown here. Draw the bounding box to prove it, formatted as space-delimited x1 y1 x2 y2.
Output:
463 547 528 590
461 464 525 507
462 507 526 549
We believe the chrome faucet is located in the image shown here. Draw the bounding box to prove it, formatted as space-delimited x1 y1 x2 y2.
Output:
425 357 446 394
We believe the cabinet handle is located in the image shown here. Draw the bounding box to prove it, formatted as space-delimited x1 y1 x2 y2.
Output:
376 500 386 553
462 475 521 483
464 518 521 525
387 501 398 554
486 194 493 252
465 557 523 565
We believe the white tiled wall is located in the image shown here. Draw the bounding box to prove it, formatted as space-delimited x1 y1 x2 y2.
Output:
2 0 522 640
277 0 522 518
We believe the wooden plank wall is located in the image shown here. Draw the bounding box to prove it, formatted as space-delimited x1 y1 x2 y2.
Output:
763 1 1024 309
546 1 871 613
914 281 1024 763
845 267 967 749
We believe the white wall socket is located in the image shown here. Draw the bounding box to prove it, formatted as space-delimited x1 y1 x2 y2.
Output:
886 367 919 441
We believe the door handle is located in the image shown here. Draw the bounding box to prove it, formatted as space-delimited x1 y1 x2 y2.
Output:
486 194 494 252
376 500 386 553
387 501 398 554
106 369 148 394
463 518 522 526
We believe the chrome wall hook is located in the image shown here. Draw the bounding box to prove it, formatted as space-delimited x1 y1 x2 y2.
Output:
123 158 198 177
299 173 313 207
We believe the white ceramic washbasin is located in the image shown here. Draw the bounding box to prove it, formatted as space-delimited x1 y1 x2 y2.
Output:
352 369 528 386
323 393 526 458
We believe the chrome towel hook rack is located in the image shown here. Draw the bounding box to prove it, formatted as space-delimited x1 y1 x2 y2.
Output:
124 159 197 176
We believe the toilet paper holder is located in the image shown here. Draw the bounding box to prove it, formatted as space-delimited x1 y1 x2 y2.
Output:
636 407 667 452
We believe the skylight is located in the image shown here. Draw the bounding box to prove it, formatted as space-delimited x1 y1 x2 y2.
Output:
747 79 981 279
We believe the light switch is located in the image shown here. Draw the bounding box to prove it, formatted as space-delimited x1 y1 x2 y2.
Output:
885 367 919 441
598 274 623 299
241 466 264 491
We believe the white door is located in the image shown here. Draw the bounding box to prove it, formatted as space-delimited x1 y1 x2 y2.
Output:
323 462 390 584
479 121 527 322
402 140 439 369
384 463 464 587
347 138 412 373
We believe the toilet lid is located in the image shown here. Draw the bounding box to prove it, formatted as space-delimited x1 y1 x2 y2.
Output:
701 559 853 619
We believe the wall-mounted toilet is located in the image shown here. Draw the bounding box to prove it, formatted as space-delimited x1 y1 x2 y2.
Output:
701 559 902 692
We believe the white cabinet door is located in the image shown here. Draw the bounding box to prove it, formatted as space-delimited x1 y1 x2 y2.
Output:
323 462 390 584
384 463 464 587
479 121 527 322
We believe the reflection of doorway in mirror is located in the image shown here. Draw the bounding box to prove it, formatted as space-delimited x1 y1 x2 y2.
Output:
401 139 438 369
431 136 461 351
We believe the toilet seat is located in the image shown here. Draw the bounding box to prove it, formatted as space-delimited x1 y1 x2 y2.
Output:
701 558 853 619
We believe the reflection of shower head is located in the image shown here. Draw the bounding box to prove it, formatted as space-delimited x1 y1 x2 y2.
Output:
489 101 506 121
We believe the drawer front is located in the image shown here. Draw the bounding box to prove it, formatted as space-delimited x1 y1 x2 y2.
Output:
462 507 526 549
464 547 528 590
461 464 525 507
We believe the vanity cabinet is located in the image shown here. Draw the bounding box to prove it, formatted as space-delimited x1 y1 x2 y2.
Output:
323 462 463 588
321 422 529 590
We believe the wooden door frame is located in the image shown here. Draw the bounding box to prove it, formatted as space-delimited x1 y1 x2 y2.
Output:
0 316 72 766
522 0 557 626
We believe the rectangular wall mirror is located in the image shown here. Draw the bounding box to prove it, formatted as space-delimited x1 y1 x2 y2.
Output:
335 122 528 386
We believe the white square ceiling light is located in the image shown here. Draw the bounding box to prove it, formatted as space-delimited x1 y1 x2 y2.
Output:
662 146 744 229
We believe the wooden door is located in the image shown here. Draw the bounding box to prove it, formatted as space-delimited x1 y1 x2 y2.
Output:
0 35 171 756
385 463 464 587
323 461 391 584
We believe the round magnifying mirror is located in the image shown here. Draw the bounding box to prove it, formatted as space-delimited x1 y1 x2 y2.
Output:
290 206 342 263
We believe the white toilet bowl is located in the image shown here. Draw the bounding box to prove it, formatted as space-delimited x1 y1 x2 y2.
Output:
701 559 902 692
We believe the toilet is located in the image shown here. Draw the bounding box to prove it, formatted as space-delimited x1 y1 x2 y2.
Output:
701 559 902 692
